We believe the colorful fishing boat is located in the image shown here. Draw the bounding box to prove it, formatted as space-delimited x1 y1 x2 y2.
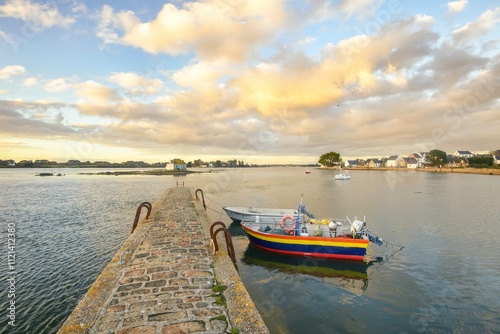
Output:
239 209 383 261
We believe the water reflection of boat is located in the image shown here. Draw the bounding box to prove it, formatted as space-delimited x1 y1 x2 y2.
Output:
242 244 370 296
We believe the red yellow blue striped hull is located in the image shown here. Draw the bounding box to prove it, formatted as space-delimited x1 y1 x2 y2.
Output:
241 223 369 261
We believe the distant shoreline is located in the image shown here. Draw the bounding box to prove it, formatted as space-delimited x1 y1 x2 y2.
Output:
321 166 500 175
77 169 201 176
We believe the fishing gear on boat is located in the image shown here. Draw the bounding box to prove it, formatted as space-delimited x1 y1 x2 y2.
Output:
346 216 383 245
295 194 315 219
297 203 315 219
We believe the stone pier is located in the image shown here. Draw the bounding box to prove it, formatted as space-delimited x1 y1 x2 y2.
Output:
58 187 268 334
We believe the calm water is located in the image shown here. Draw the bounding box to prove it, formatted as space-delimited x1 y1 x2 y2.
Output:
1 167 499 333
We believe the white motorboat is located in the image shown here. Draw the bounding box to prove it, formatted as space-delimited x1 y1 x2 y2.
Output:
223 206 300 223
224 195 316 223
334 174 351 180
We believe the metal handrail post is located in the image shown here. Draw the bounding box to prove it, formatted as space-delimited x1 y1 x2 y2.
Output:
195 189 206 210
131 202 152 234
210 222 238 272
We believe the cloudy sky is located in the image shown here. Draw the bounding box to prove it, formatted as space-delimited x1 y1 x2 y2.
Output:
0 0 499 164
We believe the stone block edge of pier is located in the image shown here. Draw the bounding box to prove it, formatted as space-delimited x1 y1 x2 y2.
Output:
57 187 269 334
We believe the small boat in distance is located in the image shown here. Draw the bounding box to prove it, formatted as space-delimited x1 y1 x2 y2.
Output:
334 174 351 180
305 170 311 174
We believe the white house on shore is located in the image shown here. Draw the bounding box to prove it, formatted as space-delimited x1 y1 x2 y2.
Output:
406 158 419 169
165 159 187 170
365 159 382 168
345 160 362 168
386 155 400 167
446 156 469 167
409 152 427 167
455 150 474 158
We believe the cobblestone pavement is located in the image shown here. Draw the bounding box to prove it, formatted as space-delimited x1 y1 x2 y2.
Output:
93 187 229 333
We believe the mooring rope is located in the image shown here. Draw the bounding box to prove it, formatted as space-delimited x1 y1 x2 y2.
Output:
384 239 404 249
365 237 405 279
203 197 223 220
205 195 224 207
204 195 226 221
205 205 224 220
383 239 405 257
366 246 403 279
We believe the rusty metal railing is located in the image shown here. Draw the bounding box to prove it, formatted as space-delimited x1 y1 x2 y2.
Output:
210 221 238 272
209 221 226 247
195 188 206 210
131 202 152 234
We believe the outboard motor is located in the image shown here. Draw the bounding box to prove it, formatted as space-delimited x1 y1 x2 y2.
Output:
367 232 383 245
